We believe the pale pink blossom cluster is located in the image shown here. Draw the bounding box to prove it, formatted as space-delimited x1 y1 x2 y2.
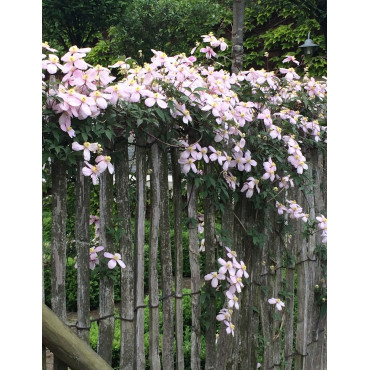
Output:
276 200 308 222
43 39 326 196
205 247 249 336
71 142 114 184
316 215 327 244
43 45 115 139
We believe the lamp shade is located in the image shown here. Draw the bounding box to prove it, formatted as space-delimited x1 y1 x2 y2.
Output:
298 32 319 55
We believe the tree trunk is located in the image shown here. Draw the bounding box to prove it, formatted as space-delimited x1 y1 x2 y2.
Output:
75 159 91 344
231 0 246 74
159 145 174 370
97 164 115 364
187 177 201 370
134 135 147 370
115 138 135 370
171 147 185 370
148 141 161 370
50 159 68 370
204 164 217 370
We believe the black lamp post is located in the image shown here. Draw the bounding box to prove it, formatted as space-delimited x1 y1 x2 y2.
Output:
298 32 319 56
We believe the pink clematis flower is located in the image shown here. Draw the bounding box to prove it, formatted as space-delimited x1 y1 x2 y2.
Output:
279 67 300 81
268 298 285 311
144 92 167 109
96 155 114 174
200 46 217 59
209 146 227 166
257 109 273 127
218 258 236 276
282 55 300 65
178 157 198 174
89 246 104 270
204 271 226 288
244 150 257 172
104 252 126 269
224 321 235 336
72 142 99 161
82 161 101 185
226 290 239 310
240 177 260 198
262 158 277 181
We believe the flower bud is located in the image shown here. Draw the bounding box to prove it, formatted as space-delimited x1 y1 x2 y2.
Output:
315 285 319 289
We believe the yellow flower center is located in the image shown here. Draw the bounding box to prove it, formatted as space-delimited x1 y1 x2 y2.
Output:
84 142 90 148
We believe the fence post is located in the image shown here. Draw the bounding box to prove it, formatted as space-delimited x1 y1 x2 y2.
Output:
148 140 161 370
75 158 91 343
159 144 174 370
187 177 201 369
134 134 147 369
171 147 185 370
50 159 68 370
97 153 115 364
204 163 217 370
215 198 233 370
115 137 135 370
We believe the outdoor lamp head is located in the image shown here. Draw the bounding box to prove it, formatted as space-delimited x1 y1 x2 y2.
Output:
299 32 319 56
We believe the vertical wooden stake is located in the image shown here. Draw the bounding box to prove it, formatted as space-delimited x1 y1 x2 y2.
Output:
171 147 185 370
50 159 68 370
97 161 115 364
148 141 161 370
134 135 147 370
159 145 174 370
187 177 201 370
115 137 135 370
204 164 217 370
75 159 91 343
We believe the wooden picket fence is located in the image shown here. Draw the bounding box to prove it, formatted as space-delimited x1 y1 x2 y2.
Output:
42 140 326 370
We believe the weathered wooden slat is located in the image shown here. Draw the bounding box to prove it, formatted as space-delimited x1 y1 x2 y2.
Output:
97 163 115 364
42 303 113 370
187 177 201 370
204 164 217 370
171 147 185 370
115 138 135 370
215 198 233 370
75 159 91 344
50 159 68 370
148 141 161 370
284 197 296 370
159 145 174 370
134 135 147 370
295 151 317 370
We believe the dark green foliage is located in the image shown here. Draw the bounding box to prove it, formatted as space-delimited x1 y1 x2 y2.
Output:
42 0 128 51
106 0 224 63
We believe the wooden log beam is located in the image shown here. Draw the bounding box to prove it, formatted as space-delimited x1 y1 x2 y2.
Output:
42 303 113 370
